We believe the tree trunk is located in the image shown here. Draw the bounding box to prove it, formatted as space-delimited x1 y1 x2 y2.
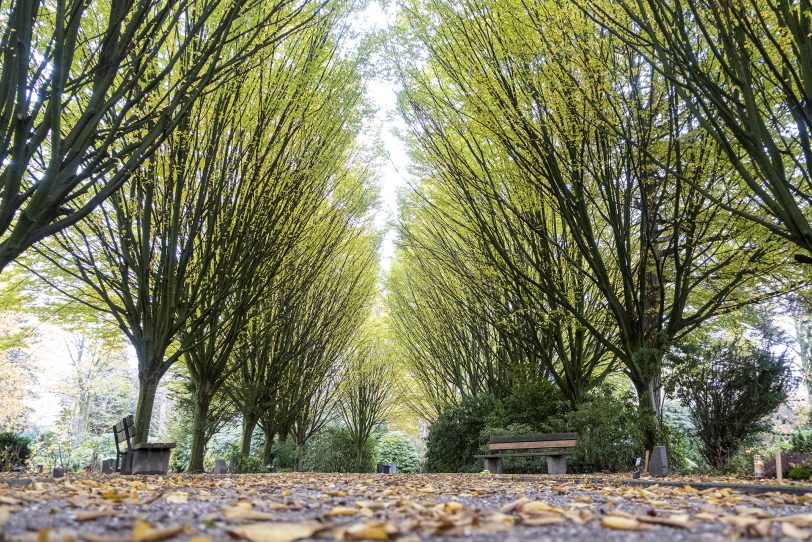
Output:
187 392 212 473
294 439 305 472
133 374 160 444
241 414 258 456
634 372 663 452
262 427 274 469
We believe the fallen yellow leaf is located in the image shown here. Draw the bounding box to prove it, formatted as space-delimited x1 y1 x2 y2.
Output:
326 506 358 516
229 522 322 542
601 516 650 531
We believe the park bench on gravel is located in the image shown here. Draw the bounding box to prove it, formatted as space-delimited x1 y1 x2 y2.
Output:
113 415 176 475
475 432 578 474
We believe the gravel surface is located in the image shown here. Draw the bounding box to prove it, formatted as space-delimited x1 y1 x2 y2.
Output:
1 473 810 541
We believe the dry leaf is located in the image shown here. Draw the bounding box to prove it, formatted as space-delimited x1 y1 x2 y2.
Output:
340 522 396 541
131 519 186 541
744 521 772 538
520 514 564 526
601 516 650 531
518 501 557 515
223 501 276 521
782 522 811 540
326 506 358 516
229 521 323 542
433 501 463 513
637 514 692 529
499 497 528 514
165 492 188 504
75 510 118 521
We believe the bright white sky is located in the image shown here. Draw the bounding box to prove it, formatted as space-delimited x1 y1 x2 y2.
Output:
353 1 412 271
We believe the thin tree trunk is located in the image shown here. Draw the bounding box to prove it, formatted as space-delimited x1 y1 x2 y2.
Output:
188 392 212 473
262 426 274 469
241 414 258 456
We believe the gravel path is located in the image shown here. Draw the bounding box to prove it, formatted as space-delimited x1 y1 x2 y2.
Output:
1 473 810 541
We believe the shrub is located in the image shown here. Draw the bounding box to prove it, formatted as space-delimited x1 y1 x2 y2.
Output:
376 431 421 473
789 430 812 454
226 451 266 473
302 426 376 473
486 380 567 429
788 466 811 481
671 340 793 469
271 438 297 471
425 394 496 472
558 389 642 473
0 433 31 471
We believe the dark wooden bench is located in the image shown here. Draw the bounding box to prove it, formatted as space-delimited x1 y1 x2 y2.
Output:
113 415 176 475
475 433 578 474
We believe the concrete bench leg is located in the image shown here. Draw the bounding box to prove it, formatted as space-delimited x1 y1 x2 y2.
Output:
547 455 567 475
484 457 503 474
130 449 172 475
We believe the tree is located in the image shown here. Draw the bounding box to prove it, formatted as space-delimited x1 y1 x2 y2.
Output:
26 11 356 445
339 335 395 472
0 271 33 432
0 0 324 272
670 338 793 469
396 0 794 447
589 0 812 265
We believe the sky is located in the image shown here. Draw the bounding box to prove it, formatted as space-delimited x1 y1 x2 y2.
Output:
352 1 412 271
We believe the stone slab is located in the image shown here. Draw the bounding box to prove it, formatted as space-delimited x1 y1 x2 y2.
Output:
214 459 230 474
129 448 171 475
101 458 115 474
546 455 567 475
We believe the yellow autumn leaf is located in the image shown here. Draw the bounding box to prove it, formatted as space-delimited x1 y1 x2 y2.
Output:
601 516 650 531
131 520 185 541
228 521 322 542
342 522 395 541
434 501 463 513
781 522 811 540
165 492 189 504
223 501 276 521
326 506 358 516
519 501 558 514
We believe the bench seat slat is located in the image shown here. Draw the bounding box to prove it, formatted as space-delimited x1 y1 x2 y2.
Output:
131 443 176 450
489 439 577 451
474 452 572 458
489 433 577 444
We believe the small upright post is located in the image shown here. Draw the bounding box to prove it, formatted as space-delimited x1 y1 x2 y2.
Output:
776 451 783 482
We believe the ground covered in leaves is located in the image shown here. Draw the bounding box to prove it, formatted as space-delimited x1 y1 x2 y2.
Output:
1 473 811 541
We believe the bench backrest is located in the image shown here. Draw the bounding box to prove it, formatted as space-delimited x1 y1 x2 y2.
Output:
113 415 135 449
488 433 578 452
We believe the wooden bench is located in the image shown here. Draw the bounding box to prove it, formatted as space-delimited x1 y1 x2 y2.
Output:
475 433 578 474
113 415 176 475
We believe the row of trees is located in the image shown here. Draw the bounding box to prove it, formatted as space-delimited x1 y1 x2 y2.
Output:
0 0 394 472
389 0 809 449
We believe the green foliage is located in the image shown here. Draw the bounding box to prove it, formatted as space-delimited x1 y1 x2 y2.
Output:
302 426 377 473
789 430 812 455
375 431 422 473
557 390 642 473
426 383 648 474
226 451 266 474
788 466 811 481
425 394 496 472
0 433 31 471
486 380 567 430
670 339 793 469
272 439 298 472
